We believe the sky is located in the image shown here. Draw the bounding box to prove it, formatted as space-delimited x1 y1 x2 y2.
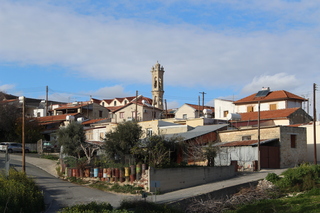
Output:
1 0 320 111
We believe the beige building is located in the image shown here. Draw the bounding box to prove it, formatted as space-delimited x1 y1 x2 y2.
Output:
110 102 163 123
53 102 109 120
175 103 214 120
216 125 307 169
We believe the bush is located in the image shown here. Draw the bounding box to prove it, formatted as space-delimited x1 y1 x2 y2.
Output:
265 172 281 183
274 164 320 192
119 200 182 213
0 169 45 213
59 202 130 213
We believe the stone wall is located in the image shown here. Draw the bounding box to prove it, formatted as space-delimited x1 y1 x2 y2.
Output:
148 165 236 193
279 126 307 168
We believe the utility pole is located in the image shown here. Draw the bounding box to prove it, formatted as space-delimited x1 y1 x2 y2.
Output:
165 99 168 119
135 90 138 121
313 83 317 165
199 91 206 117
46 86 48 116
258 101 261 171
198 96 200 118
19 96 26 172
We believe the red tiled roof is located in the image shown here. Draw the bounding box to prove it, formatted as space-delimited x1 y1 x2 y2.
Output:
37 113 79 123
237 108 300 121
220 139 261 147
91 98 101 104
234 90 307 104
186 103 215 112
106 106 124 112
54 103 90 110
82 118 108 125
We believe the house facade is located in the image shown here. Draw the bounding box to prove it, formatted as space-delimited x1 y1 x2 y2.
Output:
175 103 214 120
216 125 307 169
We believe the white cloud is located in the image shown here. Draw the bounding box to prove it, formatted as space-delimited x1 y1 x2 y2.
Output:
1 0 320 101
241 73 300 94
166 100 180 109
0 84 16 93
89 85 131 99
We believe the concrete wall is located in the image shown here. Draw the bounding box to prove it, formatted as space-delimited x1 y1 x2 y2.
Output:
214 99 235 120
148 165 236 193
301 122 320 162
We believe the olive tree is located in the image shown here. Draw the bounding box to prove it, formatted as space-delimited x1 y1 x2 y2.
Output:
131 135 182 168
57 121 99 165
103 121 143 164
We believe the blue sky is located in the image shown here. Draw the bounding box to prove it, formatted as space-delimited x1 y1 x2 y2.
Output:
1 0 320 110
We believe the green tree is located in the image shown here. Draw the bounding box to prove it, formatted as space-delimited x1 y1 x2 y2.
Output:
0 101 20 142
204 142 219 167
103 121 143 164
132 135 181 167
57 122 86 159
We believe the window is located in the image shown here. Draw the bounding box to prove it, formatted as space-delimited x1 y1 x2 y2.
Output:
242 135 251 141
100 132 104 140
99 110 102 117
114 101 117 106
147 128 152 137
124 100 127 105
223 110 229 117
37 112 41 117
119 112 124 118
291 135 296 148
270 104 277 110
183 114 187 119
102 102 105 107
132 111 136 119
247 106 254 112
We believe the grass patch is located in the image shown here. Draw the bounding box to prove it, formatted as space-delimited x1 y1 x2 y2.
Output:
119 200 183 213
228 189 320 213
0 169 45 213
39 154 59 161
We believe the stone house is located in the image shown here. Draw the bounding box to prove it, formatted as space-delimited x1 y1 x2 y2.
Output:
215 125 307 169
53 101 109 120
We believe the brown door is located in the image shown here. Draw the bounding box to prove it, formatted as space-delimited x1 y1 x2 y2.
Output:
260 146 280 169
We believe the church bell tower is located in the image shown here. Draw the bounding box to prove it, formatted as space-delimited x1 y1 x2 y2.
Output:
151 62 164 110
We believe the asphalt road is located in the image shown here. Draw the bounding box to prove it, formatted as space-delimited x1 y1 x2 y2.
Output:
0 153 135 213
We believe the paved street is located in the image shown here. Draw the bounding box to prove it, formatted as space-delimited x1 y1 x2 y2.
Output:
0 153 135 213
1 153 289 212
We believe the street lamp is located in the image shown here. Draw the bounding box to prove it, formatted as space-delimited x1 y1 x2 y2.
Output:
19 96 26 172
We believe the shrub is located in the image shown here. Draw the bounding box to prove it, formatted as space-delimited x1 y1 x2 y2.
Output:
0 169 45 213
265 172 281 183
119 200 182 213
59 201 114 213
275 164 320 192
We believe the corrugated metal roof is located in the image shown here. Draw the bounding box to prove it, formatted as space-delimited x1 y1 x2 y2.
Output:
164 124 228 141
215 138 279 147
158 120 181 127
